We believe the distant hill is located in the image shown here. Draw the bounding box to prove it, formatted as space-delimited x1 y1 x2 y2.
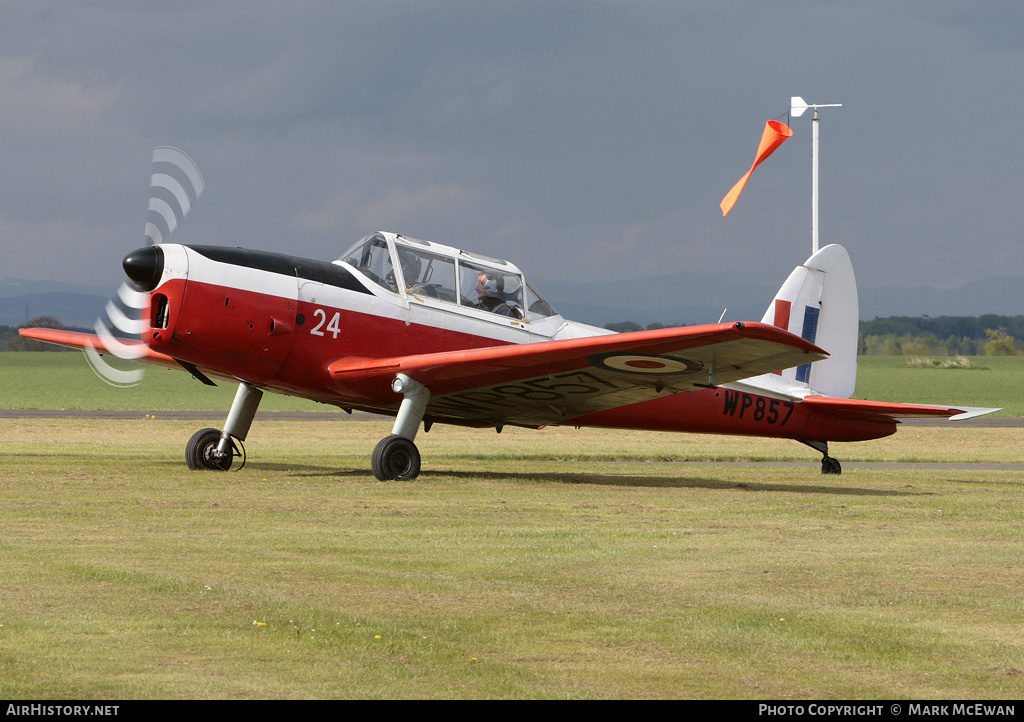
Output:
541 270 774 327
0 278 110 328
0 277 110 300
540 271 1024 326
0 293 108 329
856 276 1024 320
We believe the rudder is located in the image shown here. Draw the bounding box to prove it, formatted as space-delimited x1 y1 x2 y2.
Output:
759 244 859 398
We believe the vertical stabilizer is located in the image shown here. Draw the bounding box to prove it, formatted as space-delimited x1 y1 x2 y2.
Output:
731 244 858 400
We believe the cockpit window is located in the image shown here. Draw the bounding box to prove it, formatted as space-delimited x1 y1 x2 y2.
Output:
399 247 458 303
340 234 395 292
459 262 525 319
524 280 558 320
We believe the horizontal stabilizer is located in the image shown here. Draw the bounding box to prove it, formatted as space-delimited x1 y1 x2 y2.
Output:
949 406 1004 421
801 395 1000 421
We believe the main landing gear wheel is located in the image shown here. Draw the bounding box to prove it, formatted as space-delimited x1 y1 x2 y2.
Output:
799 440 841 476
821 456 842 475
186 427 233 471
372 435 421 481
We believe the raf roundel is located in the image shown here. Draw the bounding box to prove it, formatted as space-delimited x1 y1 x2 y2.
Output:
588 352 704 375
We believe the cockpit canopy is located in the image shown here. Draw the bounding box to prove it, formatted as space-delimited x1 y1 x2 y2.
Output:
337 232 559 321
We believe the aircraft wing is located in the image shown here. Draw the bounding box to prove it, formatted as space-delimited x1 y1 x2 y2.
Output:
21 322 827 427
19 328 177 366
17 328 227 384
800 395 1000 421
328 321 827 426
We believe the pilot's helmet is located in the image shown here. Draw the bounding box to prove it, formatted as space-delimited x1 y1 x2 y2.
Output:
481 271 503 295
396 249 422 283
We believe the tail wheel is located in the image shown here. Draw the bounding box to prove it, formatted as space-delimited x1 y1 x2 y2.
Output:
186 427 233 471
371 435 421 481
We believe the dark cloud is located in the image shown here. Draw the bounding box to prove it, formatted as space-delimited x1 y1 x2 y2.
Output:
2 1 1022 299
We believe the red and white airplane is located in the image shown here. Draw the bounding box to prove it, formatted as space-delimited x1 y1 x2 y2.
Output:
22 226 996 479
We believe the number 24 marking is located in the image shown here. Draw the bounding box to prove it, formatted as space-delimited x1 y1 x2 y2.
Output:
310 308 341 339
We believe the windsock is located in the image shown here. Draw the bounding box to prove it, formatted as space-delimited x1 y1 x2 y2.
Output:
720 120 793 217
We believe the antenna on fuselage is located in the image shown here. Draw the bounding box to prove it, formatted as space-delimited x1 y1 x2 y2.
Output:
790 97 842 255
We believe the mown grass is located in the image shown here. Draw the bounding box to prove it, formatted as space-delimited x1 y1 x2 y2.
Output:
1 419 1023 699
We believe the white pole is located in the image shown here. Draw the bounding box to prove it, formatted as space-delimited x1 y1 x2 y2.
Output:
812 109 819 254
790 97 841 257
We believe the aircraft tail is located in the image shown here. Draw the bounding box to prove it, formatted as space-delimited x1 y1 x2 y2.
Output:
729 244 859 399
724 244 1002 425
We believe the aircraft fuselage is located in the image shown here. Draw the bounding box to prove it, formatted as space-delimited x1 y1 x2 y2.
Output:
131 242 896 445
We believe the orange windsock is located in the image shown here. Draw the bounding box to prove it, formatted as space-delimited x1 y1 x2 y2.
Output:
720 120 793 217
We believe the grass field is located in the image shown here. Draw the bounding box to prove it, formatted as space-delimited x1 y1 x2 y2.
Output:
1 353 1023 699
854 355 1024 419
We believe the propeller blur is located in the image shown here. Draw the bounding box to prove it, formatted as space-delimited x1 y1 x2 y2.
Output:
85 147 204 386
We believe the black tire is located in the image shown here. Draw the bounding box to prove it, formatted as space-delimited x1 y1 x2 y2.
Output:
371 435 421 481
821 456 842 475
186 427 233 471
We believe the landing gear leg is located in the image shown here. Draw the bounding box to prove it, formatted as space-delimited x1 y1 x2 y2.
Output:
799 440 842 475
186 382 263 471
372 374 430 481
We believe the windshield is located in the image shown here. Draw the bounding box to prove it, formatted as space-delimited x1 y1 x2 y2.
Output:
400 247 459 303
338 233 394 292
523 280 557 320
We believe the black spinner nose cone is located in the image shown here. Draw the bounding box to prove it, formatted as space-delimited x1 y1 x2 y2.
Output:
123 246 165 291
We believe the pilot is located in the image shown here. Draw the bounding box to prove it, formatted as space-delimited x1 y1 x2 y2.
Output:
386 249 422 292
474 272 522 318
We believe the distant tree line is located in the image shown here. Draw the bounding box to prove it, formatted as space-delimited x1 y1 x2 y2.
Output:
0 316 82 352
602 321 685 333
858 314 1024 356
604 315 1024 356
860 314 1024 341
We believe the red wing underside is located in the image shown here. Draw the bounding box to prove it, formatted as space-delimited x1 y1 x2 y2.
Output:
328 322 826 426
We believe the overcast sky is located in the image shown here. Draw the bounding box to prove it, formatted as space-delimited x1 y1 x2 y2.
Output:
2 1 1022 299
